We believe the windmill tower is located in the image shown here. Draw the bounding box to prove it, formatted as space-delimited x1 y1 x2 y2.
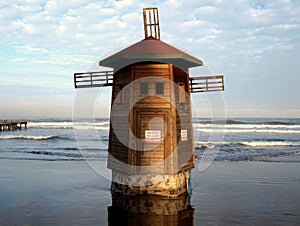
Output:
74 8 224 197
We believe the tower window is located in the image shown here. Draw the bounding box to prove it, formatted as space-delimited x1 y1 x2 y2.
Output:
140 82 148 95
156 82 164 95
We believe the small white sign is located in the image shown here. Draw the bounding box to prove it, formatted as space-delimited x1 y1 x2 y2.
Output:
181 129 188 141
145 130 161 142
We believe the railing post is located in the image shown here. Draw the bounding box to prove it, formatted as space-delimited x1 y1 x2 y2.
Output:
74 74 77 88
222 77 225 90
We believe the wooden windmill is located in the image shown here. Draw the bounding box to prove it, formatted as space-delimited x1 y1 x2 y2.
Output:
74 7 224 197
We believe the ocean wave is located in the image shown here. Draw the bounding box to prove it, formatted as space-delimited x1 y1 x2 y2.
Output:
0 135 58 140
28 121 109 130
29 122 73 129
239 141 300 147
262 121 293 125
21 120 300 131
73 125 109 131
238 151 300 162
193 123 300 129
28 150 83 158
193 119 247 124
63 147 79 151
194 141 300 148
194 141 231 148
0 157 107 161
195 149 300 162
193 119 299 125
0 157 85 161
195 128 300 134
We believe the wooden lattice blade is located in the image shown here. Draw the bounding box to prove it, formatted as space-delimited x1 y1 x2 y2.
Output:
74 71 113 88
189 75 224 93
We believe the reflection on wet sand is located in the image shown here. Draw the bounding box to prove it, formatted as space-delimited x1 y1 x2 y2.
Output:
108 194 194 226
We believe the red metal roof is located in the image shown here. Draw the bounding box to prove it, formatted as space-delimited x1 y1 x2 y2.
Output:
99 37 203 71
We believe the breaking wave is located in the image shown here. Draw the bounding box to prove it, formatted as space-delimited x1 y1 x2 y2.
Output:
193 119 299 125
0 135 58 140
195 128 300 134
29 121 109 130
195 141 300 148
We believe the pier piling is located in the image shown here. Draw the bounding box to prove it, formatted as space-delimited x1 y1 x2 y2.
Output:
0 121 27 132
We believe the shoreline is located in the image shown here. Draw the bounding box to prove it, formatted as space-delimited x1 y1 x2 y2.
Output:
0 159 299 225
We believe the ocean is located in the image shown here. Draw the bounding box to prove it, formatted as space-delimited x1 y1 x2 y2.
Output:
0 118 299 163
1 117 300 225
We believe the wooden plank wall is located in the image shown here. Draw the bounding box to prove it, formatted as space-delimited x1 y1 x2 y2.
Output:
108 66 131 172
173 66 195 171
108 63 195 174
131 64 176 174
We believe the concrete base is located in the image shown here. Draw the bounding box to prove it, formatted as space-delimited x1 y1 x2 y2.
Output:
111 170 191 197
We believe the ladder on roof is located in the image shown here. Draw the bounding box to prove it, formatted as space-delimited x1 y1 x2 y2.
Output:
143 7 160 40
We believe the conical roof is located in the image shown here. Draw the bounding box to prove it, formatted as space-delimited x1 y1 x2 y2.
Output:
99 37 203 71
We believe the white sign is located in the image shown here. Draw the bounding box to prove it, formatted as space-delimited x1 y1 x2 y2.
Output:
145 130 161 142
181 129 188 141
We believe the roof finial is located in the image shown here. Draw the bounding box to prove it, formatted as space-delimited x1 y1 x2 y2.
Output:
143 7 160 40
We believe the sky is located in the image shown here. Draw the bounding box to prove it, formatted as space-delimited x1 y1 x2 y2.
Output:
0 0 300 118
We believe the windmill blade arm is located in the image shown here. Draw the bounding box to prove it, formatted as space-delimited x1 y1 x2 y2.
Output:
143 7 160 39
189 75 224 93
74 71 114 88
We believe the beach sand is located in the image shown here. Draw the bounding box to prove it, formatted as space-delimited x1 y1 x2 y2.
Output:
0 159 299 225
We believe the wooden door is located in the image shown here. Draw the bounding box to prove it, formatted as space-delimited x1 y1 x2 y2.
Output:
136 113 168 172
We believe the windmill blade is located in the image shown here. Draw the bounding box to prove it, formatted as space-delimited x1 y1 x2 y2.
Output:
74 71 113 88
143 7 160 39
189 75 224 93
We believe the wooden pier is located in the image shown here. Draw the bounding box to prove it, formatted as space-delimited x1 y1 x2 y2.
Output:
0 121 27 131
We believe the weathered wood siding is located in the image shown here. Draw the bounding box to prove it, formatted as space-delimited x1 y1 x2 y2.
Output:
130 64 177 174
173 66 195 171
108 66 131 172
108 63 194 174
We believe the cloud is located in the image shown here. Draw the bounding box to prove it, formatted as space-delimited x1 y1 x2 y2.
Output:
0 0 300 117
195 6 218 14
15 45 49 54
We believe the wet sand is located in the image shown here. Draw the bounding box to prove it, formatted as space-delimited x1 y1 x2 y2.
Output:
192 161 300 225
0 159 299 225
